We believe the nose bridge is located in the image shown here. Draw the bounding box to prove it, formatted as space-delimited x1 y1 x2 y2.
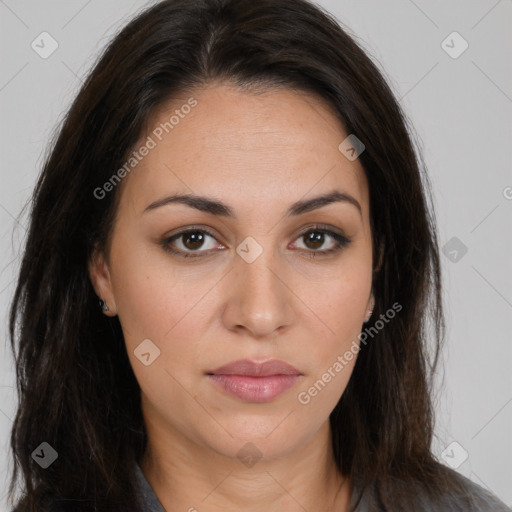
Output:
237 235 282 299
241 245 276 288
225 234 294 336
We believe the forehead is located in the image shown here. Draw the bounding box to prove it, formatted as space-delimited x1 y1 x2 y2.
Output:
119 83 369 217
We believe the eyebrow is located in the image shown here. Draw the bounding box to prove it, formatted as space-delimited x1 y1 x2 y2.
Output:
143 190 362 218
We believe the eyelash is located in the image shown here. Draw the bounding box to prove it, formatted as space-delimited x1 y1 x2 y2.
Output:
160 224 351 259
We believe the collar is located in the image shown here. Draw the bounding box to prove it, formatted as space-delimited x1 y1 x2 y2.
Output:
134 461 167 512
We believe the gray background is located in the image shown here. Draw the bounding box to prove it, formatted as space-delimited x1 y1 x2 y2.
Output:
0 0 511 510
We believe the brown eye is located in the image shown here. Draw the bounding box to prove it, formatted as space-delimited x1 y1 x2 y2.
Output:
293 228 350 256
161 225 350 260
303 231 326 250
181 231 207 250
161 228 224 258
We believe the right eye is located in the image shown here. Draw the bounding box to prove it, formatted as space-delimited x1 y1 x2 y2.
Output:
161 227 225 258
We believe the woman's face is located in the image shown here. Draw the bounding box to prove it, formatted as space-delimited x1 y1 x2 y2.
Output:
89 83 374 462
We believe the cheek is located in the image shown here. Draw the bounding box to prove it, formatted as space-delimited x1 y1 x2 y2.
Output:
310 260 372 338
108 231 200 342
296 263 371 403
108 238 219 399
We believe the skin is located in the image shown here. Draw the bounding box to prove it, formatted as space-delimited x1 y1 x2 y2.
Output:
89 82 375 512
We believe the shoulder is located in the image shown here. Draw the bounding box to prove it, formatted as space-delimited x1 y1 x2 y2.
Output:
445 470 512 511
407 466 512 512
353 465 511 512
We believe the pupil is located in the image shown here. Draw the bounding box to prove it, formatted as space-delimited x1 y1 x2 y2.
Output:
306 231 323 249
184 232 204 250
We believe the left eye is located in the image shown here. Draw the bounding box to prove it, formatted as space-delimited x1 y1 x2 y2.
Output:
291 229 347 253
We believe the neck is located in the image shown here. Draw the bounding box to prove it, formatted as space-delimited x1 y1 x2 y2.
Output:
140 414 351 511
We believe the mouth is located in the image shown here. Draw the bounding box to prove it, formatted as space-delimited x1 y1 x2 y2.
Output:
206 358 303 403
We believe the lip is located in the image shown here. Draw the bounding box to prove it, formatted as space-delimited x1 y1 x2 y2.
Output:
206 359 302 403
208 358 302 377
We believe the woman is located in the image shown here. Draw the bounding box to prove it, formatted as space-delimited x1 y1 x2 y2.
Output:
7 0 511 511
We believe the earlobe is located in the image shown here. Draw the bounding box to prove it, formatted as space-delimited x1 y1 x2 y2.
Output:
87 249 117 316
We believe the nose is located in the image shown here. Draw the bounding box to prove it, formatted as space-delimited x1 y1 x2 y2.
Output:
222 244 296 339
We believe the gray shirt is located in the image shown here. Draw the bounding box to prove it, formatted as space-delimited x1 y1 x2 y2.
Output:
134 462 512 512
134 462 166 512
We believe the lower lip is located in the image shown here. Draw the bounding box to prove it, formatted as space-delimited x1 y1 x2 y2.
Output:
207 374 301 402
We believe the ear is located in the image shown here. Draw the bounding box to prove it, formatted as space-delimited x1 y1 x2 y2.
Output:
364 293 375 323
365 237 383 323
374 237 385 274
88 247 118 316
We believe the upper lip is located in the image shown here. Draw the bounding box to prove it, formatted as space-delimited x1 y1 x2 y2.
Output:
207 359 302 377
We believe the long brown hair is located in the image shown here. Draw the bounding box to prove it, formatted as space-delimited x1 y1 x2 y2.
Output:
8 0 477 510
